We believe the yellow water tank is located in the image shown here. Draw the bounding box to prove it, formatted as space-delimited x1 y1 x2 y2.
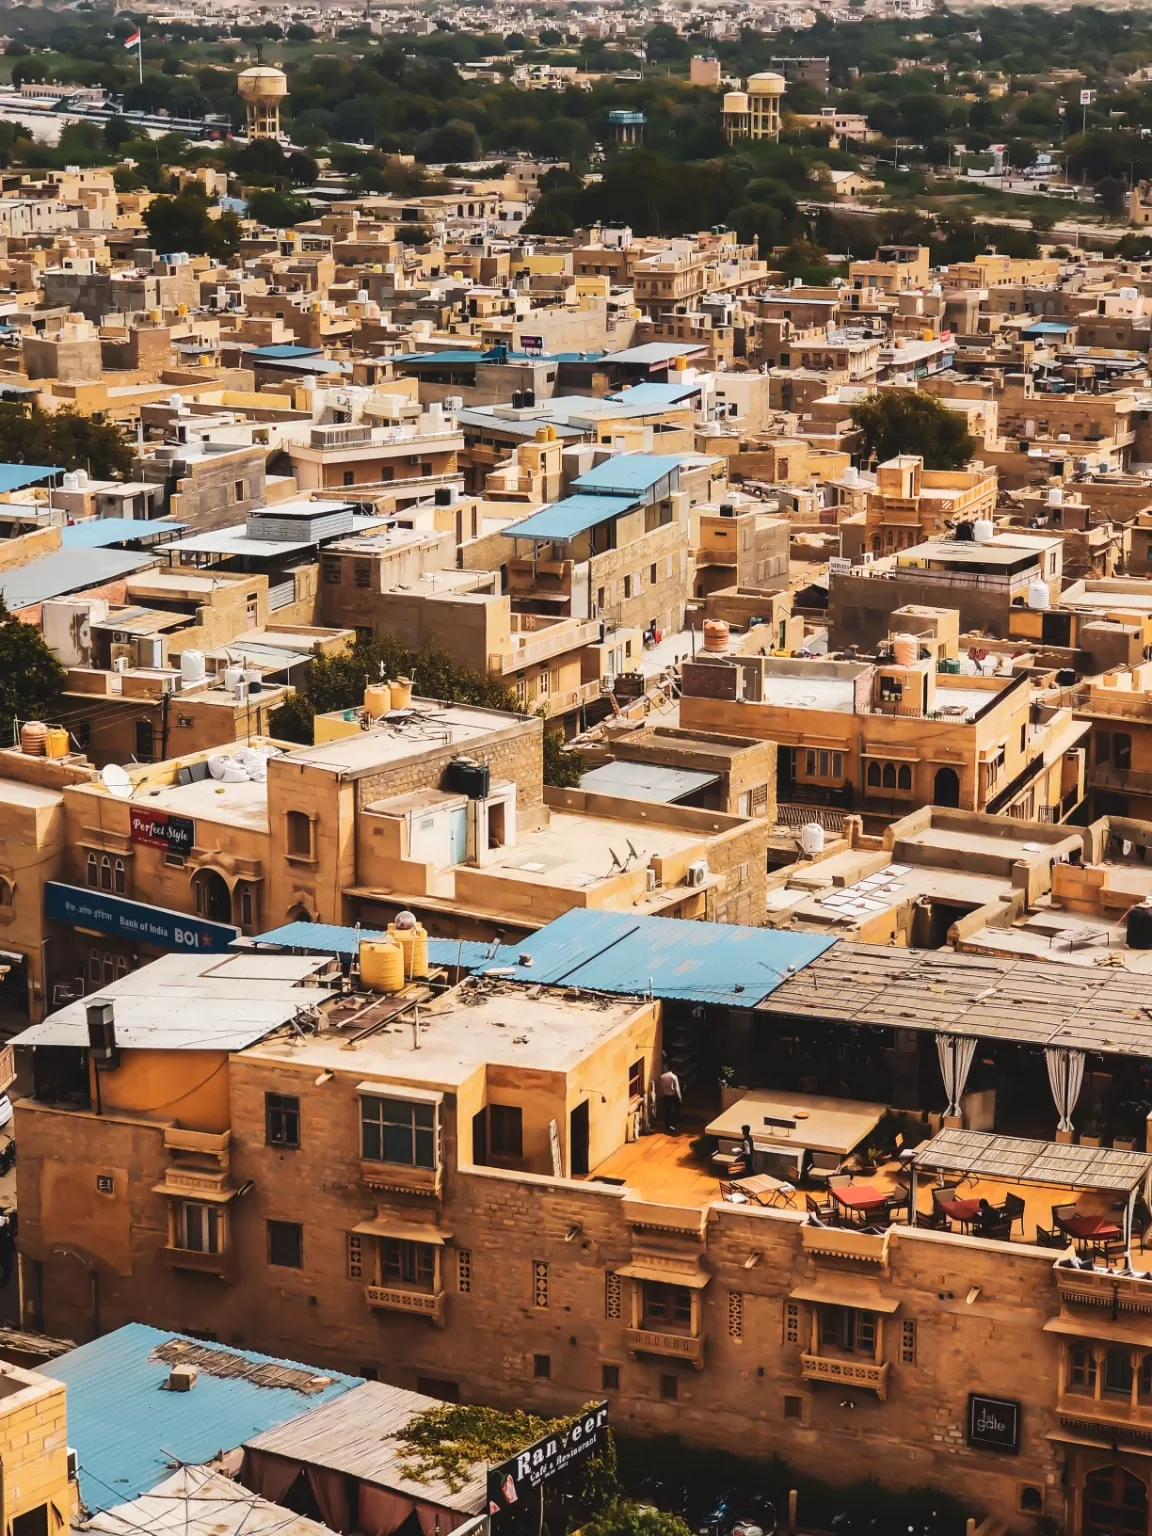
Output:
390 676 413 710
44 727 70 759
364 683 391 718
410 922 429 979
387 922 415 978
359 938 405 993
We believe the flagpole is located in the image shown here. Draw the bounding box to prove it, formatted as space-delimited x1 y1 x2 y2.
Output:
138 29 143 88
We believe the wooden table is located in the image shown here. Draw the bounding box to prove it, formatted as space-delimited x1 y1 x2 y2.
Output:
726 1173 795 1208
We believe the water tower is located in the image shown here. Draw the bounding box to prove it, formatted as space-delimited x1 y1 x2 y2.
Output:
237 65 288 141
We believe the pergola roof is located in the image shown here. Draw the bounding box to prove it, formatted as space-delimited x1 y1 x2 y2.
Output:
756 941 1152 1058
913 1128 1152 1194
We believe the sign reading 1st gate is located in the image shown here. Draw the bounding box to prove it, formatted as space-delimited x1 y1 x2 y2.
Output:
967 1393 1020 1454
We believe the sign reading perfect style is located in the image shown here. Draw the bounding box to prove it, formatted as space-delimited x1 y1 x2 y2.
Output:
129 806 195 855
967 1393 1020 1454
44 882 237 954
487 1403 609 1515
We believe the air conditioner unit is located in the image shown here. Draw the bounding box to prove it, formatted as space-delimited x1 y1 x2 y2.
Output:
111 650 131 673
686 860 708 887
646 868 658 892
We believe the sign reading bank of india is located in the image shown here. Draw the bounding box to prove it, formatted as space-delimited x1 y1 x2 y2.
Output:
487 1404 609 1515
44 882 238 954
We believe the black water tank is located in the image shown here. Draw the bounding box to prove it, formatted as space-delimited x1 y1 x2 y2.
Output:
1057 669 1077 686
1128 904 1152 949
446 757 490 799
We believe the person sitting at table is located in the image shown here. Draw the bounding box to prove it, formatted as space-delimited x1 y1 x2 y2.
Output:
734 1125 756 1179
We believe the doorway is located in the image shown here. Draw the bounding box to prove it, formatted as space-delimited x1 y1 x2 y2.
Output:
570 1100 589 1177
1084 1466 1148 1536
933 766 961 807
194 870 232 924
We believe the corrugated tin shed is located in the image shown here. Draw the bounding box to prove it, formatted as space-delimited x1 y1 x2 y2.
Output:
61 518 186 549
490 908 835 1004
0 463 60 493
50 1324 359 1511
0 548 158 609
244 1381 487 1516
11 952 338 1050
572 453 685 498
249 920 513 972
756 940 1152 1056
90 1464 333 1536
579 760 718 804
504 493 638 542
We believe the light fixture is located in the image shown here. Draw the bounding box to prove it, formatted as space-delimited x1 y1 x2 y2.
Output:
314 1069 334 1085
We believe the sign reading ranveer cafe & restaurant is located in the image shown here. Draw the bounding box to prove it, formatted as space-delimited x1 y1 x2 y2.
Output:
967 1393 1020 1454
487 1403 609 1515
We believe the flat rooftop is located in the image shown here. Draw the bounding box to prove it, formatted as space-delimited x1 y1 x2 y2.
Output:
762 674 857 712
290 701 527 778
478 807 707 890
243 979 645 1089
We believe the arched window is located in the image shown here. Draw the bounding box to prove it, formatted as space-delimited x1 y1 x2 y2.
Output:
100 856 112 892
882 763 897 789
102 953 114 985
89 949 100 985
87 852 98 889
115 955 128 978
0 879 12 908
867 762 881 787
113 859 126 895
236 882 255 929
898 765 912 791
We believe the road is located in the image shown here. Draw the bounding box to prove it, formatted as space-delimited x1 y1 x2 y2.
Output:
800 198 1128 246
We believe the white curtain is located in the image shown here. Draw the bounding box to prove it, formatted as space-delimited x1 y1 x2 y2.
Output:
936 1034 978 1119
1045 1046 1086 1134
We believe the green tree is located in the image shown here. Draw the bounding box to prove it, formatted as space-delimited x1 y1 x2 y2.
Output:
584 1504 693 1536
0 400 132 479
1095 175 1128 217
143 189 240 258
850 391 976 470
269 638 520 744
246 189 313 227
103 115 139 152
0 598 67 744
541 716 585 788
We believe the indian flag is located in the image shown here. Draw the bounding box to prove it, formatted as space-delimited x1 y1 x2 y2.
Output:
123 29 140 48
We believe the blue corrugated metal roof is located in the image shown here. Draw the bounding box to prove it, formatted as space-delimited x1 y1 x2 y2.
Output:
0 463 60 493
250 913 834 1004
0 548 158 609
250 920 508 971
50 1323 359 1511
572 453 686 498
61 518 187 549
485 909 835 1004
608 382 701 405
505 493 639 542
248 345 322 359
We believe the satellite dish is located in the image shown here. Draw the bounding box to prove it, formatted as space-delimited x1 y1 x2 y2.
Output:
101 764 133 800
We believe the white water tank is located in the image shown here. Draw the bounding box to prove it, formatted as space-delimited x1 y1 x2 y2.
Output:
1047 485 1064 507
223 665 244 690
843 466 859 487
892 633 917 667
62 471 80 492
973 519 995 544
169 393 183 412
180 649 205 686
800 822 825 856
1027 579 1051 610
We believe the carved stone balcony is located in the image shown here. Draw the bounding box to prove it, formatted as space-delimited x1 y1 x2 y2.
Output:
625 1327 705 1368
364 1285 446 1325
800 1354 890 1400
